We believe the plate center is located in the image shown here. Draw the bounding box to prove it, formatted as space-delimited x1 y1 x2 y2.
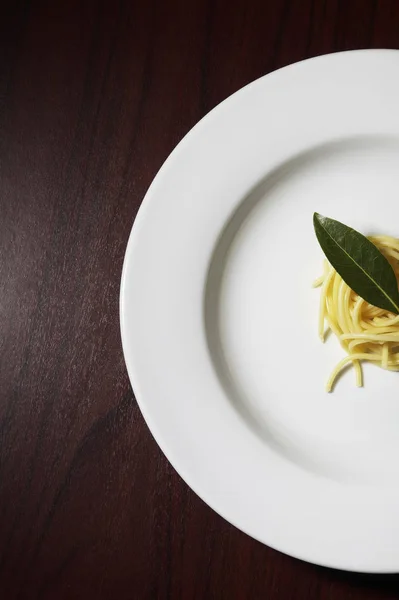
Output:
205 136 399 484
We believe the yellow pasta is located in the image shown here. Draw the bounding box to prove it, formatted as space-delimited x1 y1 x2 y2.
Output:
314 235 399 391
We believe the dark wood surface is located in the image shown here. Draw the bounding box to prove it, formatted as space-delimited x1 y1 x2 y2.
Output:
1 0 399 598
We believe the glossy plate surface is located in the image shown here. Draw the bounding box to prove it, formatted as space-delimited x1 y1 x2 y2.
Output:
121 50 399 572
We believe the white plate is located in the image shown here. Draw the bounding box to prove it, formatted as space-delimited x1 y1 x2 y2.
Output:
120 50 399 573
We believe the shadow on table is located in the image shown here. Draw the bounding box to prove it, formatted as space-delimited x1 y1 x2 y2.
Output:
316 565 399 596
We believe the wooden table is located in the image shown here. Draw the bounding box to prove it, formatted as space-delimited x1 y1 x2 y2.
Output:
2 1 399 598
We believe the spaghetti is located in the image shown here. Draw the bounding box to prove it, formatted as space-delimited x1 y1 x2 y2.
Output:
314 235 399 391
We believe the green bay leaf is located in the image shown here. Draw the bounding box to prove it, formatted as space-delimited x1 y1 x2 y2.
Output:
313 213 399 314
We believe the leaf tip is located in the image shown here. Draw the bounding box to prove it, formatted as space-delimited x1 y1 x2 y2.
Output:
313 212 324 223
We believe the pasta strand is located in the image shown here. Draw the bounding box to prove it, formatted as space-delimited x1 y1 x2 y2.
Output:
315 235 399 391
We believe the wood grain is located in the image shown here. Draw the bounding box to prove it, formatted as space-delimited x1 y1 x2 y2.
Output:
1 0 399 598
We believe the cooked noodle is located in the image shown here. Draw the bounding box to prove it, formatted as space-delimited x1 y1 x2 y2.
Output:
314 235 399 391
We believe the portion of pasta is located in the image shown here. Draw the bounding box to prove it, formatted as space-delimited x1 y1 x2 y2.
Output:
314 235 399 391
